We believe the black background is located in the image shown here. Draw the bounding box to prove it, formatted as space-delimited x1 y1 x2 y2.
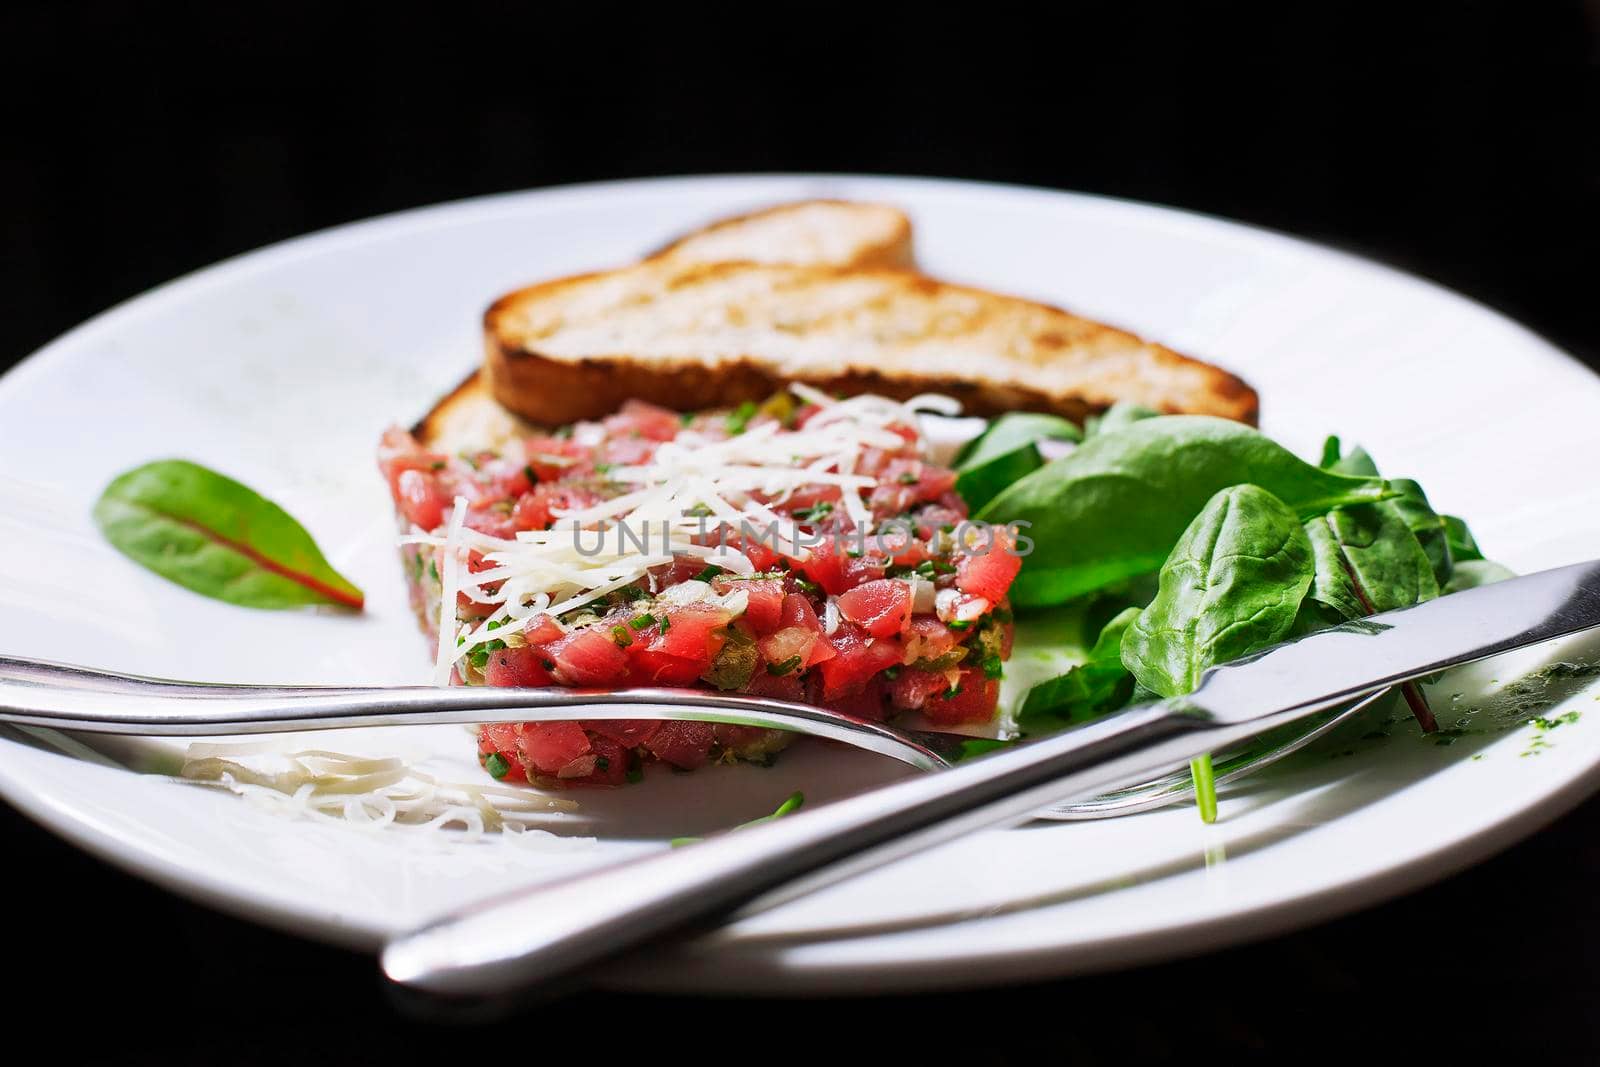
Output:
4 2 1599 1063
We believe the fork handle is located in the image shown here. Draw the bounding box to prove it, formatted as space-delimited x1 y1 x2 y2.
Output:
380 697 1297 1005
0 655 962 770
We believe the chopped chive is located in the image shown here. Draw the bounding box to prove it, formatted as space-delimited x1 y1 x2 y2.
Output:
594 756 610 772
898 471 919 485
942 684 964 699
629 613 658 630
626 767 645 784
846 548 863 559
679 411 696 426
725 400 759 435
428 560 439 582
611 625 633 647
430 460 446 471
794 501 834 522
793 577 821 595
467 639 507 671
947 620 973 631
659 615 671 634
522 464 539 485
883 666 901 680
767 655 804 676
693 564 724 582
484 752 510 779
685 502 713 518
981 654 1004 679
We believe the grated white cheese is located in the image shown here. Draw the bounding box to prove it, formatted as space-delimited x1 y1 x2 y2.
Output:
173 741 581 840
415 389 960 683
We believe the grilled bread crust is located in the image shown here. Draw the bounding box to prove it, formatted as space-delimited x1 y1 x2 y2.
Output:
481 259 1257 426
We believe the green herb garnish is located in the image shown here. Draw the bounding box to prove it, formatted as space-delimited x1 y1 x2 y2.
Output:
672 791 805 847
92 459 366 611
793 501 834 522
484 752 511 780
725 400 759 435
767 655 803 676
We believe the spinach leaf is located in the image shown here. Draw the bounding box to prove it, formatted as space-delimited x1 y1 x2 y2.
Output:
977 416 1390 607
1317 435 1344 469
1120 484 1314 824
1084 402 1161 439
1442 559 1515 594
1302 504 1440 731
1444 514 1485 563
1304 504 1440 618
953 414 1082 514
94 459 364 610
954 411 1081 466
1018 607 1141 727
1318 440 1452 585
1121 484 1314 698
1318 435 1381 477
1386 478 1452 587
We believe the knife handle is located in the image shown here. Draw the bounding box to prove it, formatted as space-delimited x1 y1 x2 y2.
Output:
381 698 1247 1005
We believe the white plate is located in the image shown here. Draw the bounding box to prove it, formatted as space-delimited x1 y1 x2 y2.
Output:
3 175 1599 995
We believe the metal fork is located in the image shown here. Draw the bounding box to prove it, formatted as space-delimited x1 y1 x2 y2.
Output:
0 654 1370 820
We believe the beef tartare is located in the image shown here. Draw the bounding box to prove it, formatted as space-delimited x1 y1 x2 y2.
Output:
379 385 1022 788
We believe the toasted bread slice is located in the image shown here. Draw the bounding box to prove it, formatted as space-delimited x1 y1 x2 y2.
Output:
647 199 913 269
415 199 919 448
483 260 1259 427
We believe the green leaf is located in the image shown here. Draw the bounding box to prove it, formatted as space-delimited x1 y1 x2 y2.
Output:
954 443 1045 515
956 411 1082 466
1442 559 1515 594
1304 504 1440 619
1321 439 1380 478
672 791 804 847
954 738 1013 761
1443 515 1485 563
953 413 1083 514
1318 441 1454 585
93 459 364 610
1121 485 1314 698
1084 402 1162 439
977 416 1390 607
1386 478 1452 587
1018 607 1141 727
